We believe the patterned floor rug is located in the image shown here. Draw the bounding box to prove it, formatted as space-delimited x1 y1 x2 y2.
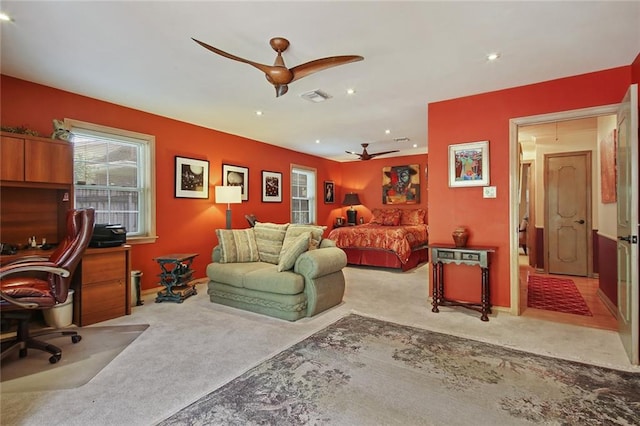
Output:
159 314 638 425
527 275 593 316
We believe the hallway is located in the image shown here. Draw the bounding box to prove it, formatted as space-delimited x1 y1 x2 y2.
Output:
519 255 618 331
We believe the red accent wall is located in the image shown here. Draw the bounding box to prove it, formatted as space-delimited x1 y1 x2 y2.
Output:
1 76 349 289
427 66 632 308
339 156 428 223
1 75 427 290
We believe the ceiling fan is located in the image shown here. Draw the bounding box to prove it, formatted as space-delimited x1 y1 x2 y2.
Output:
192 37 363 97
346 143 400 161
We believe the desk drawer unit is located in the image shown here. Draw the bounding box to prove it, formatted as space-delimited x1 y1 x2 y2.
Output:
75 247 131 326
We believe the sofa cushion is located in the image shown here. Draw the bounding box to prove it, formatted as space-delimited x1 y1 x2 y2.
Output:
278 232 310 272
400 208 426 225
215 229 260 263
243 268 305 295
283 224 326 252
254 222 289 264
206 261 273 288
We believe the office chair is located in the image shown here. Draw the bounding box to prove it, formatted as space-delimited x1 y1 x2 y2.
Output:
0 208 95 364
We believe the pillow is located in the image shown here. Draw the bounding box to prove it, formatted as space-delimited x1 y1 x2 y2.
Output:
277 232 311 272
370 208 401 226
215 229 260 263
253 222 289 264
400 208 426 225
283 224 326 252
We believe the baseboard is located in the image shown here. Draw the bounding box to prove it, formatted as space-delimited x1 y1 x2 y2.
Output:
597 288 618 319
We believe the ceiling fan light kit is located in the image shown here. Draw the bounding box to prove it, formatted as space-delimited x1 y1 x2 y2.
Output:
192 36 363 97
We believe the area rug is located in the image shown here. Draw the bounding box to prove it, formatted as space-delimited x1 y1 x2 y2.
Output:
527 274 593 316
159 314 638 425
1 324 148 393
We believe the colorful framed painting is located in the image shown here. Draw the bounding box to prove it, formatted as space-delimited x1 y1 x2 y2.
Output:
448 141 490 187
262 170 282 202
222 163 249 201
382 164 420 204
175 156 209 199
324 181 335 204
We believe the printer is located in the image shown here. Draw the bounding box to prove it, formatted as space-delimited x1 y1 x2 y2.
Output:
90 224 127 248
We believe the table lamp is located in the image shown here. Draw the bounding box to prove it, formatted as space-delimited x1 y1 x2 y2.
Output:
342 192 361 225
215 186 242 229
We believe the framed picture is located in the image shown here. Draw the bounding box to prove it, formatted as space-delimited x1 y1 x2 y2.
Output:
262 170 282 202
175 156 209 199
222 164 249 201
324 181 335 204
448 141 490 187
382 164 420 204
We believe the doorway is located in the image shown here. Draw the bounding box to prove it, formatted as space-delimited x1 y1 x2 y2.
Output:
509 106 618 330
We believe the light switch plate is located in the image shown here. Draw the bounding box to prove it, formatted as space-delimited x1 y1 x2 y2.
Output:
483 186 497 198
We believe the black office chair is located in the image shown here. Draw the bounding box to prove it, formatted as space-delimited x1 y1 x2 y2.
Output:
0 208 95 364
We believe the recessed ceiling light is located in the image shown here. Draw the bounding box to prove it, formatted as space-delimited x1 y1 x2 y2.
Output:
385 129 391 134
315 139 320 144
487 52 500 61
0 12 12 22
255 110 263 116
346 88 355 95
412 143 418 148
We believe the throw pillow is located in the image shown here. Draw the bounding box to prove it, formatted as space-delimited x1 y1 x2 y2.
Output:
283 224 326 252
253 222 289 264
215 229 260 263
370 208 401 226
400 208 427 225
277 232 310 272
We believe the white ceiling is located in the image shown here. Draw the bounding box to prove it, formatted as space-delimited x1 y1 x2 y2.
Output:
1 1 638 162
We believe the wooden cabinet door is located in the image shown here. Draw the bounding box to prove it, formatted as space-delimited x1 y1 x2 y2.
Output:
25 138 73 184
1 136 25 181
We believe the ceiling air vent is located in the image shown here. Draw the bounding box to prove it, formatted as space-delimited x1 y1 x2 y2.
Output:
300 89 332 103
393 137 410 142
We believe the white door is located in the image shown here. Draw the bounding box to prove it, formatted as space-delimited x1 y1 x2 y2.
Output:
617 84 639 365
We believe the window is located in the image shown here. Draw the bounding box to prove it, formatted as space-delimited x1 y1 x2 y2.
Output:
291 166 316 224
65 119 156 242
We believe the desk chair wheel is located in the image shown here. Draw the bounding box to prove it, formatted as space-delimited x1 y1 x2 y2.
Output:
49 354 62 364
72 335 81 344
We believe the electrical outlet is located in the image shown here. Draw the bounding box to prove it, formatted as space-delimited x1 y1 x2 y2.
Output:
483 186 497 198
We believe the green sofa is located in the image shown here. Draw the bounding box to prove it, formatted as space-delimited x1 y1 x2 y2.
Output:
206 223 347 321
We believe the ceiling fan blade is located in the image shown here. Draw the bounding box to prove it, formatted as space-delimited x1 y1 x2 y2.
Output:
290 55 364 82
368 150 400 158
192 38 273 75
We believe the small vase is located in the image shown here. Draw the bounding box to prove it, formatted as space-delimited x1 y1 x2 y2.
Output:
452 226 469 247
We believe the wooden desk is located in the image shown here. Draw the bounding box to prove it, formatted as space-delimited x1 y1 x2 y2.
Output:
1 245 132 326
429 244 496 321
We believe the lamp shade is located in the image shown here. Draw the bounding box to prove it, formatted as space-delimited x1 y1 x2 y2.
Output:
342 192 361 206
215 186 242 204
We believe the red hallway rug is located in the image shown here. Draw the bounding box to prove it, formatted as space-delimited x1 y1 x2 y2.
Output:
527 275 593 316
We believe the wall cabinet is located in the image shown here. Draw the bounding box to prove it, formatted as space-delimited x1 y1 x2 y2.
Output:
74 245 132 326
1 132 73 185
1 131 74 246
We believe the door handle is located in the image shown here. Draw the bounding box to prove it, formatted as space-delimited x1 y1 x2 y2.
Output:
574 219 585 224
619 235 638 243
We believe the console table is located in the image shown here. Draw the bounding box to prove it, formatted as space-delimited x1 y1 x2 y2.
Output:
429 244 496 321
154 253 198 303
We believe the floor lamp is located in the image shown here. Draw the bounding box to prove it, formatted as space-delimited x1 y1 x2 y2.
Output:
215 186 242 229
342 192 361 225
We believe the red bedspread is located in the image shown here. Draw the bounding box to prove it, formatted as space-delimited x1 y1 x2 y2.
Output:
327 224 428 264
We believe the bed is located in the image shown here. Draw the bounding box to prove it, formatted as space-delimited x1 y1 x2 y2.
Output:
326 208 428 271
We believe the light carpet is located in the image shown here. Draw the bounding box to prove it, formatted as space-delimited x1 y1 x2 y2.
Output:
159 314 639 425
1 324 149 393
527 274 592 316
